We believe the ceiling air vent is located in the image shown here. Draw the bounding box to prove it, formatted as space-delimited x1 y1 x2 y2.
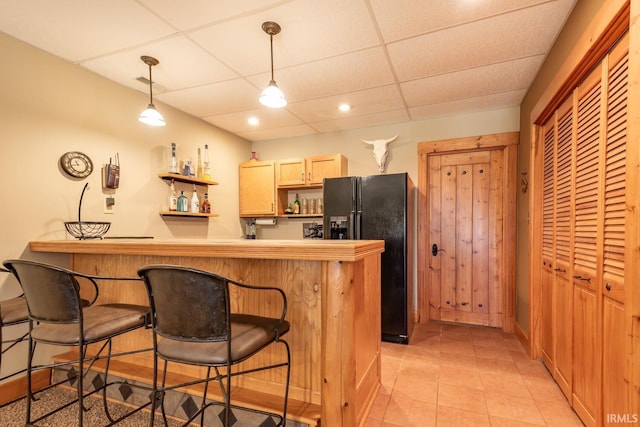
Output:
136 76 167 93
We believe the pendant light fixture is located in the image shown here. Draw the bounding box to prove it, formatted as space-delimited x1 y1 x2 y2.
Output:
138 55 166 126
259 21 287 108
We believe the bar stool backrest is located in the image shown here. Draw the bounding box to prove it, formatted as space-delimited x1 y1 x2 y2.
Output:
140 265 231 342
3 260 83 324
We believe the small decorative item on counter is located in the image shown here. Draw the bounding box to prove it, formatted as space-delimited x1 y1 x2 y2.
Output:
293 193 301 214
168 179 177 211
284 203 293 214
317 197 323 214
169 143 179 174
190 185 200 213
246 220 256 239
177 191 188 212
203 144 211 181
250 151 258 160
196 148 203 179
201 192 211 214
301 198 308 215
310 198 316 214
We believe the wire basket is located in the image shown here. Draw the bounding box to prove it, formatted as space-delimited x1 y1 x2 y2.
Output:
64 221 111 240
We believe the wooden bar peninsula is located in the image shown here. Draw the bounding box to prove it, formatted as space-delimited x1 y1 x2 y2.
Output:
29 239 384 427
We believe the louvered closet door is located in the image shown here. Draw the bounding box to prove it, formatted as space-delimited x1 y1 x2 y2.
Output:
553 97 574 400
539 119 555 372
572 64 602 427
602 35 628 425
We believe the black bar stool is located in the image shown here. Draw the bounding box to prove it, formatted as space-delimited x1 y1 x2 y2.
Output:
0 267 29 383
138 264 291 427
3 259 153 426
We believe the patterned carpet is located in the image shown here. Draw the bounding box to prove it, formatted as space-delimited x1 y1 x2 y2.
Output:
0 387 185 427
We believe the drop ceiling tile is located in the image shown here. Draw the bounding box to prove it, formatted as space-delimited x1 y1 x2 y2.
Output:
286 85 405 122
189 0 380 75
409 89 527 120
312 109 410 134
0 0 175 62
156 79 260 117
80 35 237 93
387 1 575 81
370 0 575 42
247 47 397 102
138 0 287 31
238 124 317 141
401 55 544 107
204 107 303 133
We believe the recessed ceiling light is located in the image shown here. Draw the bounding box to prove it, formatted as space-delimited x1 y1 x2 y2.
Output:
248 117 260 126
338 103 351 112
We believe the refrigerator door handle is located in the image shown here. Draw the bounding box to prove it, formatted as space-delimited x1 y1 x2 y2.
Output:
349 211 356 239
355 211 362 239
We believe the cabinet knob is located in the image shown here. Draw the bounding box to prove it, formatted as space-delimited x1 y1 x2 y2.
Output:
461 301 468 306
301 172 304 181
605 283 611 291
313 284 319 292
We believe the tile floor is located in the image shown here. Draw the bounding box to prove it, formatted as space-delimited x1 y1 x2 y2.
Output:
365 322 584 427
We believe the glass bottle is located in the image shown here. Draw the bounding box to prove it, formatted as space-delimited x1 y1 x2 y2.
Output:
190 185 200 213
177 191 188 212
169 143 178 173
201 192 211 214
203 144 211 181
196 148 203 179
293 193 301 214
168 179 177 211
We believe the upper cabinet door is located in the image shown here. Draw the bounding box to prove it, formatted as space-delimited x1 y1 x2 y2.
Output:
276 158 306 187
306 154 348 186
239 160 276 217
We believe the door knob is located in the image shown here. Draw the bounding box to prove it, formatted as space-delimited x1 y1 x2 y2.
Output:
432 244 445 256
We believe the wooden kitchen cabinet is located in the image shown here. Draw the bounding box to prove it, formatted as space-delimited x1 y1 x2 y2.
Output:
276 154 347 188
239 160 276 217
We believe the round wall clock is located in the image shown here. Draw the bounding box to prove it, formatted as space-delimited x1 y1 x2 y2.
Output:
59 151 93 178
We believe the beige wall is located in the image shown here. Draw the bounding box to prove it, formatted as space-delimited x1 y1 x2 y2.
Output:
517 0 606 335
0 32 250 378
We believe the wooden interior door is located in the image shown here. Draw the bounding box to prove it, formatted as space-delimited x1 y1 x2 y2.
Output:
427 150 503 327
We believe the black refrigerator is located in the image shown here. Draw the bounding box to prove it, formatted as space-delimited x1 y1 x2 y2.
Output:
323 173 414 344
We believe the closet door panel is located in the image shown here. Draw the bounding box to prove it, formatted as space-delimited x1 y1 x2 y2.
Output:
572 67 602 427
554 98 574 399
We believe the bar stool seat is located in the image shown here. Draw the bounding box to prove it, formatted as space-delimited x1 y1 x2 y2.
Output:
1 265 30 383
138 264 291 427
1 296 28 325
3 259 153 427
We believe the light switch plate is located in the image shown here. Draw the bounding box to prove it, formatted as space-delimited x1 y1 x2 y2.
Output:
104 196 115 214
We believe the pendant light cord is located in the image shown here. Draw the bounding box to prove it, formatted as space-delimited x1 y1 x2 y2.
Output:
269 33 275 82
148 63 154 104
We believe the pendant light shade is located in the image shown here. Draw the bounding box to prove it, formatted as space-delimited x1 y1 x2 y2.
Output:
138 55 166 126
259 21 287 108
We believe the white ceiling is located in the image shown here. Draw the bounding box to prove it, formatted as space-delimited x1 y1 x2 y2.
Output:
0 0 576 141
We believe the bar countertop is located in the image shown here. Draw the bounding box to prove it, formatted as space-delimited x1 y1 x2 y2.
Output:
29 238 384 262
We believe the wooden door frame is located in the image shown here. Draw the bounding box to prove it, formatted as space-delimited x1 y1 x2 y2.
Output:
417 132 518 333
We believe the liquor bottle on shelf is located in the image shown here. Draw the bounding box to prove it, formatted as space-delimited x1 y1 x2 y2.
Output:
169 143 178 173
203 144 211 181
190 185 200 213
293 193 301 214
196 148 203 179
201 193 211 214
168 179 177 211
177 191 188 212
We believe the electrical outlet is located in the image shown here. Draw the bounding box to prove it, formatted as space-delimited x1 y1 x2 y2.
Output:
104 196 115 214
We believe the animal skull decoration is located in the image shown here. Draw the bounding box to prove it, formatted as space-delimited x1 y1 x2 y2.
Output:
361 135 398 173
